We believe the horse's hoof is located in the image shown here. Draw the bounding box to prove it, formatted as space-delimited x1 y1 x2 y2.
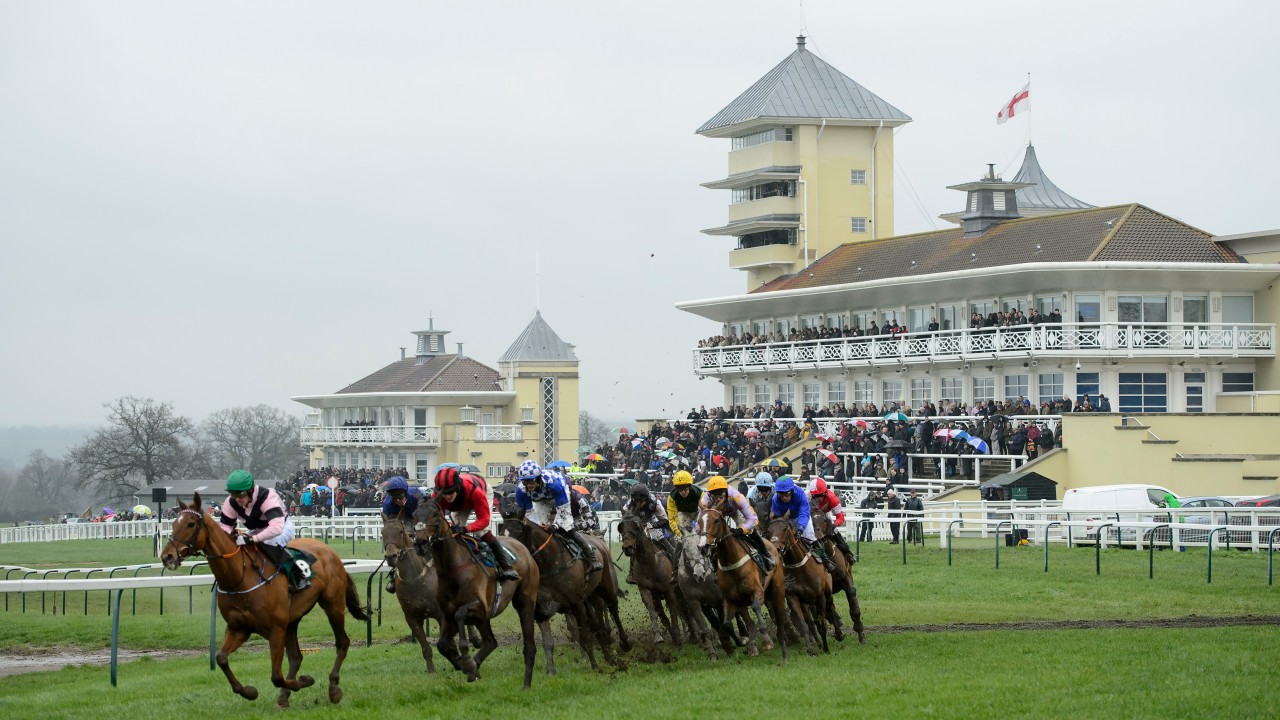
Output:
241 686 259 701
619 640 633 653
761 640 774 652
297 675 315 689
329 686 343 704
654 634 666 644
276 699 289 710
858 633 867 645
746 645 759 657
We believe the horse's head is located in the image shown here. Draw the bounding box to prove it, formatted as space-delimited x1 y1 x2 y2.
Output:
410 497 449 554
698 508 727 556
618 515 641 557
766 510 795 546
161 493 209 570
810 509 832 537
382 516 413 567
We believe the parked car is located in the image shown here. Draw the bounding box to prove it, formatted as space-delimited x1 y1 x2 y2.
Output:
1164 496 1234 544
1230 494 1280 545
1061 484 1179 544
1235 494 1280 508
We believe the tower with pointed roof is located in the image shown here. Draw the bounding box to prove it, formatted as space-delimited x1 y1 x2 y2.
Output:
498 311 580 466
699 35 911 290
940 144 1094 225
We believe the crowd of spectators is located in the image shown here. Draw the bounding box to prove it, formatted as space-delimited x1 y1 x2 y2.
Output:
698 309 1068 348
273 467 406 515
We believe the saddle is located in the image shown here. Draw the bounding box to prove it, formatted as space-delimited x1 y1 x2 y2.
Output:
282 547 317 591
553 533 584 562
457 535 497 569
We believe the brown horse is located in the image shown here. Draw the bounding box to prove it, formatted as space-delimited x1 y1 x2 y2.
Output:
382 515 443 673
506 518 630 670
698 508 789 661
618 516 685 646
766 514 829 655
811 511 866 644
412 497 540 688
160 493 367 708
672 534 741 660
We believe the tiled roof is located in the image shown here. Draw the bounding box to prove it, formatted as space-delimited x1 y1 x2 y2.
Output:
697 37 910 135
757 204 1240 293
337 355 501 394
499 311 578 363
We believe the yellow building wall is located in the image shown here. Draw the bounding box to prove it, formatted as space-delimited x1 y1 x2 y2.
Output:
1251 282 1280 396
1041 414 1280 498
506 361 581 465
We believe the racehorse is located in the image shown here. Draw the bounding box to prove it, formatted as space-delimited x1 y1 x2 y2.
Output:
382 515 444 673
810 511 866 644
618 515 685 646
160 493 367 708
672 534 741 660
698 507 790 661
412 497 541 688
766 514 829 655
505 518 630 671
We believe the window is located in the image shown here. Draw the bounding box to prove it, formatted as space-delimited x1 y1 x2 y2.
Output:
973 377 995 404
1076 372 1100 405
737 228 796 249
731 127 793 150
880 309 903 326
1038 373 1064 402
1223 373 1255 393
487 463 512 479
940 377 963 404
521 406 535 423
970 300 996 319
459 406 476 423
481 412 495 426
1074 294 1101 323
777 383 795 404
850 312 873 334
1117 295 1168 323
1185 372 1206 413
732 386 747 406
908 306 931 333
968 194 978 213
1119 372 1168 412
910 379 931 407
1002 298 1029 313
801 315 821 329
776 319 793 335
729 322 746 336
825 315 846 330
850 169 867 185
853 381 873 404
1222 296 1254 324
1004 374 1029 401
881 380 902 406
1035 295 1060 318
827 381 846 404
803 383 821 406
937 305 961 331
754 384 771 405
1183 295 1208 324
851 217 868 233
731 181 797 204
752 321 768 337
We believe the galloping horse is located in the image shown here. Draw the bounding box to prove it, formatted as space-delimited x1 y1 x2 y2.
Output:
698 508 790 660
672 534 740 660
412 498 541 688
618 515 685 646
382 515 443 673
506 518 630 671
160 494 367 708
766 514 830 655
810 511 866 644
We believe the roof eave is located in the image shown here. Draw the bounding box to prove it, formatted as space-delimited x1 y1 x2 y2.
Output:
697 116 910 139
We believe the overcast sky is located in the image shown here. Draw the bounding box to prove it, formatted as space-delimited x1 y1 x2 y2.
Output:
2 1 1277 428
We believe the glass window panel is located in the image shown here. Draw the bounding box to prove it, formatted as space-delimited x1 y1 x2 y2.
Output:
853 381 873 403
732 386 747 406
1222 373 1255 392
803 383 821 405
1222 296 1253 323
1184 372 1206 383
754 384 770 405
777 383 795 404
1038 373 1064 401
1183 295 1208 324
1076 372 1100 405
1075 294 1101 323
910 379 930 406
1004 374 1029 400
827 382 846 403
1143 296 1168 322
1117 296 1142 323
941 377 963 403
973 377 995 403
881 380 902 405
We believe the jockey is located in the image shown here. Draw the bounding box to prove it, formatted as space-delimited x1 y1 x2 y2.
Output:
809 478 855 566
219 470 309 592
747 472 775 522
771 476 834 570
699 475 773 573
568 486 601 534
380 475 425 594
514 461 602 572
665 470 702 537
624 483 676 558
434 467 518 581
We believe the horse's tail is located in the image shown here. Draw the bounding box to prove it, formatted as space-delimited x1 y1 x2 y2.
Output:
344 571 370 620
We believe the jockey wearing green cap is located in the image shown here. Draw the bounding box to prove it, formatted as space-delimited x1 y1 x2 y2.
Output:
220 470 309 592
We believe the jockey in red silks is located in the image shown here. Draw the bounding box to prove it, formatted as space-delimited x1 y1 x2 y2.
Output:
809 478 855 565
433 467 518 581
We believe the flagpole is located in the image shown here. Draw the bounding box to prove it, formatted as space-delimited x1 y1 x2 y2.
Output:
1026 71 1032 145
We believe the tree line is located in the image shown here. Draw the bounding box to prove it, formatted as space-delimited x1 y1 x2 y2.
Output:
0 396 304 523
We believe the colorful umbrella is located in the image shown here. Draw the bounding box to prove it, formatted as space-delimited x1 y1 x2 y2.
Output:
131 505 153 515
711 454 728 466
852 419 869 429
657 450 677 460
762 458 786 468
817 448 837 462
814 433 834 442
611 426 631 435
631 437 649 449
655 436 671 447
547 460 571 469
742 428 760 438
586 453 606 462
933 427 952 437
437 462 460 470
571 484 591 496
883 411 910 422
965 436 991 454
947 428 969 439
101 507 115 516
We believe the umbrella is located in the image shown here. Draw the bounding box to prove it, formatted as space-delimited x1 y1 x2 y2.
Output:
814 433 834 442
339 485 362 492
966 436 991 454
305 483 319 490
742 428 760 438
621 478 639 486
655 436 671 447
611 426 631 435
817 448 837 462
572 484 591 496
495 482 517 494
762 458 786 469
947 428 969 439
717 439 733 447
657 450 677 460
711 454 728 466
586 453 606 462
933 427 952 437
852 419 869 429
131 505 153 515
576 445 594 453
547 460 571 469
438 462 460 470
631 438 648 449
883 411 910 422
101 507 115 516
884 439 910 450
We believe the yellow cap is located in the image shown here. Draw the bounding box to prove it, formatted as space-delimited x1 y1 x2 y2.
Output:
672 470 694 486
706 476 729 492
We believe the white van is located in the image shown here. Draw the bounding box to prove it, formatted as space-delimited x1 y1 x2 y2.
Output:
1061 484 1178 543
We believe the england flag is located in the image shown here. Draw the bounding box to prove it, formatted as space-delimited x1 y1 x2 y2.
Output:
996 82 1030 124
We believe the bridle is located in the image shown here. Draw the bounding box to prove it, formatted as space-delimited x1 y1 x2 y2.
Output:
169 508 208 560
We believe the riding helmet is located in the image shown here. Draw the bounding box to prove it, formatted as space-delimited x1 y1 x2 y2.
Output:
226 470 254 493
672 470 694 486
517 460 543 481
706 476 729 492
774 476 797 494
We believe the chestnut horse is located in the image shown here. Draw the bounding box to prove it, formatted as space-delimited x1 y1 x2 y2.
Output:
698 508 790 661
766 514 829 655
412 497 541 688
382 515 443 673
618 515 685 646
810 511 867 644
160 493 367 708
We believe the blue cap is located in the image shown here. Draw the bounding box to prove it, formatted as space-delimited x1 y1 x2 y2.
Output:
774 476 796 493
385 476 409 492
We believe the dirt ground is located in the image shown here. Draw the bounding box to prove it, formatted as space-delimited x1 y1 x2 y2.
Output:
0 647 200 678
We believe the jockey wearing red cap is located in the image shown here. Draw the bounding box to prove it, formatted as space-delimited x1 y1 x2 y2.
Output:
434 467 518 581
809 478 854 566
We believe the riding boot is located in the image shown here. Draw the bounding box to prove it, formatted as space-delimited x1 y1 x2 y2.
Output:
264 543 309 592
571 530 603 572
806 539 835 571
385 567 397 594
485 536 519 582
832 532 856 566
746 531 774 573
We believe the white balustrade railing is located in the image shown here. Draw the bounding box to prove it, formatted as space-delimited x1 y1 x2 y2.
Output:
300 424 441 446
694 321 1275 374
475 425 524 442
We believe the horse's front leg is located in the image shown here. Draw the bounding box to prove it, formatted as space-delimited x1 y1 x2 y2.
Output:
435 614 463 671
216 626 258 701
453 603 482 681
639 587 666 645
409 615 436 673
275 621 314 709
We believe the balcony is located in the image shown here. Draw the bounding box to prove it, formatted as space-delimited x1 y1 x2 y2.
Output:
300 425 441 447
475 425 524 442
693 322 1276 375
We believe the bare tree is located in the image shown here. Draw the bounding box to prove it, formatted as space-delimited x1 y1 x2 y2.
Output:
68 396 198 504
201 404 303 481
19 449 73 515
579 411 611 449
